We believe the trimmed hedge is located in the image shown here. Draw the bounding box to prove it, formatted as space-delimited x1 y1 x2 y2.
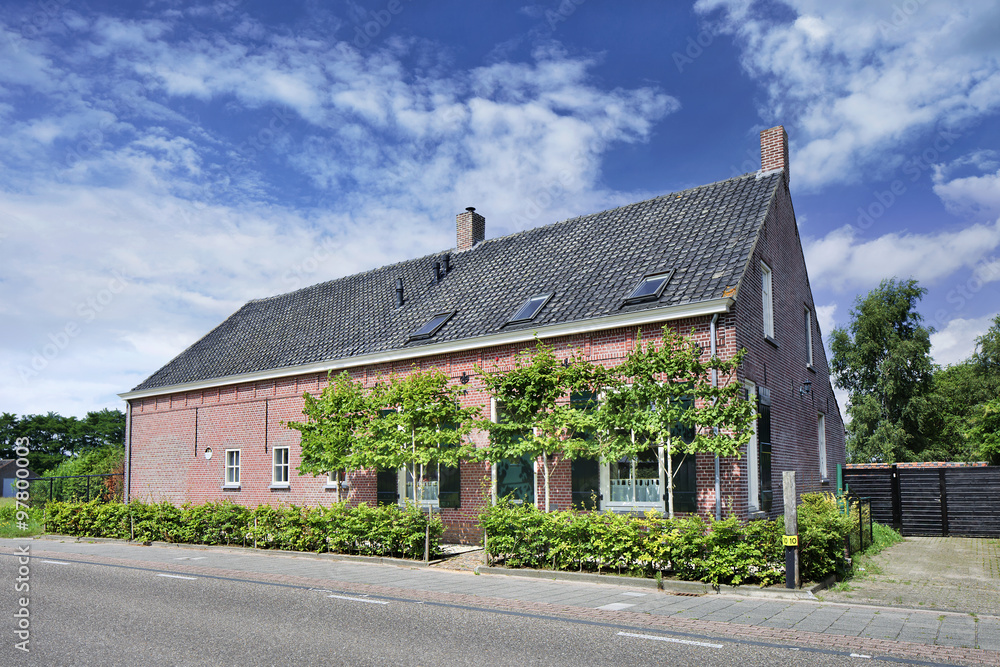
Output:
482 493 850 586
45 500 443 560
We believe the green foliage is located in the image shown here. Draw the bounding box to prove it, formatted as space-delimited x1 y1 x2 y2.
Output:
481 499 792 586
286 371 374 500
0 502 45 538
30 445 125 503
797 493 852 581
476 340 603 511
968 398 1000 465
596 327 755 517
44 499 442 560
0 409 125 474
831 279 935 462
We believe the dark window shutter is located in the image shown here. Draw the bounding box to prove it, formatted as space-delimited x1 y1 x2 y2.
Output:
438 463 461 508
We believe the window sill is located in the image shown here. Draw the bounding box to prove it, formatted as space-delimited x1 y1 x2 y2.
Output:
606 504 662 515
747 509 767 520
269 483 290 490
222 484 241 491
324 482 349 490
764 335 779 348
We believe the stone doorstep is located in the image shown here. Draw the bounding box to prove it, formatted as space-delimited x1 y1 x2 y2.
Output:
31 534 448 567
473 564 834 600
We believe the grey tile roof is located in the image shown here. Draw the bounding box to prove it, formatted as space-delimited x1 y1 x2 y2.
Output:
132 171 781 392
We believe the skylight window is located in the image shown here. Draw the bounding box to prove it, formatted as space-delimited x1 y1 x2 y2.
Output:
623 271 673 305
408 312 454 341
507 293 552 324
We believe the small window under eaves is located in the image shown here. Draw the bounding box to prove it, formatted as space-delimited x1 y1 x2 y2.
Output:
408 312 455 341
507 293 552 325
623 270 673 305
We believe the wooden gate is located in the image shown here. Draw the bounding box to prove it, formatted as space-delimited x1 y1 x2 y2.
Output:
843 464 1000 538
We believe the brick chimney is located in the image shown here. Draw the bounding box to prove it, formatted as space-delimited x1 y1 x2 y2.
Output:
456 207 485 251
760 125 789 184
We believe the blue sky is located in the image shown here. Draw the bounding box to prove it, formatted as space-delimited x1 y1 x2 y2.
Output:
2 0 999 418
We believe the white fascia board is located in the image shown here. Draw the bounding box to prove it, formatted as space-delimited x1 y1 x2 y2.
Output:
119 297 734 401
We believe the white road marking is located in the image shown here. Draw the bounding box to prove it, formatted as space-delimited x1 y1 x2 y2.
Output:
850 654 872 659
156 574 197 580
174 556 207 561
621 592 648 597
42 560 70 565
618 632 723 649
598 602 635 611
327 594 389 605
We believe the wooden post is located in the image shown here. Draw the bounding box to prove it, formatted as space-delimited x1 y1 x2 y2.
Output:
783 471 799 588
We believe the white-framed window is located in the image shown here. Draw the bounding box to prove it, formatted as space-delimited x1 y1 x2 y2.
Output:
224 449 240 488
607 444 663 509
818 413 828 479
761 261 774 339
271 446 289 487
325 471 348 488
804 307 814 367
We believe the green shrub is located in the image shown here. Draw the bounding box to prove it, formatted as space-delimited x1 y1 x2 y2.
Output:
797 493 852 581
44 500 442 560
481 500 788 586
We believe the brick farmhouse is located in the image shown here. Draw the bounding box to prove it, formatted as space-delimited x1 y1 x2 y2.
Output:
120 126 845 542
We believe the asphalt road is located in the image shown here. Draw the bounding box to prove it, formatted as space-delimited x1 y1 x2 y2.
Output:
0 555 958 666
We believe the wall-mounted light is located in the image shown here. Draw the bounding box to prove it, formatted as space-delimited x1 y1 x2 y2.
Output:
460 372 470 385
799 381 812 398
693 344 703 357
562 358 570 367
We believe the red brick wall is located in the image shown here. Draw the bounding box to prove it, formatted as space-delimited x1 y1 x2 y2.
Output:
733 180 847 518
127 186 844 540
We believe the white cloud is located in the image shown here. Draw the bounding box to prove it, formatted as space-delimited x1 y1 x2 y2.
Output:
695 0 1000 188
0 13 680 417
815 303 837 337
930 314 996 367
933 164 1000 220
804 219 1000 292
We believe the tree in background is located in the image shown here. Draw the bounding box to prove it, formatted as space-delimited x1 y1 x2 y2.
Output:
0 409 126 473
831 279 935 463
477 341 603 512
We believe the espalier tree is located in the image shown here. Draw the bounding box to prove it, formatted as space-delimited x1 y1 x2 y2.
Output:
364 368 479 506
285 371 373 502
476 340 604 513
597 328 755 518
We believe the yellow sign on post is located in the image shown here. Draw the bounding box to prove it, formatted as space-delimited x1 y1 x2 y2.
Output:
782 535 799 547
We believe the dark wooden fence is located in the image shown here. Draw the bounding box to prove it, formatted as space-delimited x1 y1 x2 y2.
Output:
843 464 1000 538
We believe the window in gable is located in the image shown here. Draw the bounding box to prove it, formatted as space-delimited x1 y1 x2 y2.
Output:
507 293 552 324
623 270 673 305
408 311 455 341
761 262 774 339
804 307 814 367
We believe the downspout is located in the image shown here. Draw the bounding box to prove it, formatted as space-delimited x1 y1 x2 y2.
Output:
124 401 132 504
711 314 721 521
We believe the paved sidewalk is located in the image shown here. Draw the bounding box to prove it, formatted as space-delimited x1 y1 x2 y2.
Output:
820 537 1000 616
2 536 999 666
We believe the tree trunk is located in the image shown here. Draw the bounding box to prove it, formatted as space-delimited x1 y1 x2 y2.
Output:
335 470 341 503
542 451 550 512
665 436 675 519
